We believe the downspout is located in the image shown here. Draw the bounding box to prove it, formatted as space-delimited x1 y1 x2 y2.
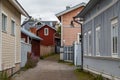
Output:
21 16 32 27
73 17 83 70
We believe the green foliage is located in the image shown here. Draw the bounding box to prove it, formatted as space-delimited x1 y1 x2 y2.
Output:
58 60 74 66
74 69 105 80
94 75 104 80
40 56 44 60
56 26 61 35
0 71 9 80
40 52 56 60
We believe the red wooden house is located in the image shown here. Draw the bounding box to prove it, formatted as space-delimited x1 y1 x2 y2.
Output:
36 25 57 56
23 20 57 56
37 25 56 46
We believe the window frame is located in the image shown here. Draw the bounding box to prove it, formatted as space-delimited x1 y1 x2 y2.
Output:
84 33 87 56
44 28 49 36
11 19 15 36
111 18 118 58
96 27 101 56
88 31 92 56
2 13 7 32
77 33 81 44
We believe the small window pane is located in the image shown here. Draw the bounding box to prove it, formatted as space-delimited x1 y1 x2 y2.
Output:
111 18 118 57
96 27 100 56
11 20 15 35
2 14 7 31
84 33 87 55
44 28 49 36
88 31 92 56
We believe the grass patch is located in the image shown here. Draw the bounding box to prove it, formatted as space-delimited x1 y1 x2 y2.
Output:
74 69 104 80
58 60 74 66
74 69 95 80
0 71 10 80
40 52 56 60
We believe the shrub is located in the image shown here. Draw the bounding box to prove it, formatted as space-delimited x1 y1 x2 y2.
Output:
23 52 39 70
0 71 9 80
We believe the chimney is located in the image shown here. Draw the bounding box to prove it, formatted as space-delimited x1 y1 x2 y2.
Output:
66 6 70 10
30 27 37 35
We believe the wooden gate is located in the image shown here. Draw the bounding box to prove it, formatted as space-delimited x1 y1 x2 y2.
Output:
63 46 74 62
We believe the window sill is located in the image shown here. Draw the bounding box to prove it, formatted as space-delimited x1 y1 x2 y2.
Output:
11 34 15 37
2 30 7 33
84 55 120 61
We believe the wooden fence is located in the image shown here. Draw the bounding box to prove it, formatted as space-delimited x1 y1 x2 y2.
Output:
40 45 55 56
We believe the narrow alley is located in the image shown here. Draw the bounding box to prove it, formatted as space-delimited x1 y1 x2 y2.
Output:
12 55 77 80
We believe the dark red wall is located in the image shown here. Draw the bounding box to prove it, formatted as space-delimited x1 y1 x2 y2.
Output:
21 32 41 57
31 40 40 57
37 25 56 46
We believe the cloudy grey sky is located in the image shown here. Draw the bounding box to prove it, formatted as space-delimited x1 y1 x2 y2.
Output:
18 0 89 21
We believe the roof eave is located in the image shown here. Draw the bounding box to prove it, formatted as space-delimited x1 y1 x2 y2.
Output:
76 0 100 18
56 3 86 17
9 0 30 18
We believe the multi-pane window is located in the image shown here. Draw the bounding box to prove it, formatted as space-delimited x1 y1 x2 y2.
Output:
2 13 7 31
84 33 87 55
96 27 100 56
44 28 49 36
11 20 15 35
111 19 118 57
88 31 92 56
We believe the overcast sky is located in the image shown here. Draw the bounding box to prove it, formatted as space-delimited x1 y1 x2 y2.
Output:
18 0 89 21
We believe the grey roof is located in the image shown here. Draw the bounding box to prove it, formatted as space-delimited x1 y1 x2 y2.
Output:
76 0 100 18
23 20 57 31
56 3 86 17
21 27 43 40
23 20 38 30
37 25 57 31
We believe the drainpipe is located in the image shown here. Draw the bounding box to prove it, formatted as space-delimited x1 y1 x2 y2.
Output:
21 16 32 27
73 17 83 70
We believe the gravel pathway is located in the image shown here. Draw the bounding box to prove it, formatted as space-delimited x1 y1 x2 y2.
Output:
12 55 77 80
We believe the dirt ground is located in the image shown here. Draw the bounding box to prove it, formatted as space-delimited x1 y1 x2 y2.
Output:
12 54 77 80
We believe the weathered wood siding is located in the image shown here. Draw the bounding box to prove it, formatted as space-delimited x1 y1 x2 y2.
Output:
82 0 120 79
61 6 84 46
83 0 120 57
40 45 55 56
1 0 21 70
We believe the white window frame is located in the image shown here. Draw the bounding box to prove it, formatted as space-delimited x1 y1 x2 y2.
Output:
2 12 7 32
84 33 87 56
88 31 92 56
77 33 81 44
111 18 118 58
11 18 15 36
96 27 101 56
44 28 49 36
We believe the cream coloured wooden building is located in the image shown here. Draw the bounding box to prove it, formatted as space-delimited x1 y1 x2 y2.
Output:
0 0 29 74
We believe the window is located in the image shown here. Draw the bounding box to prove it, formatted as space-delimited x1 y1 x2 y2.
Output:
44 28 49 36
96 27 100 56
88 31 92 56
2 13 7 31
77 33 81 44
11 20 15 35
84 33 87 55
111 18 118 57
